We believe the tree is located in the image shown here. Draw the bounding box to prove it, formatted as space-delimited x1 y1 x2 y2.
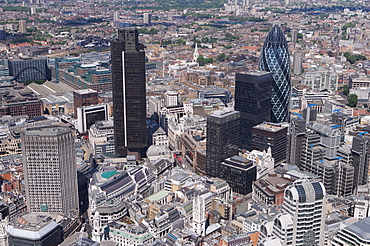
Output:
217 53 226 61
348 94 358 107
343 85 349 95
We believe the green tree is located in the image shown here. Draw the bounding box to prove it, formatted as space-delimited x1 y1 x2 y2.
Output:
348 94 358 107
343 85 349 95
217 53 226 61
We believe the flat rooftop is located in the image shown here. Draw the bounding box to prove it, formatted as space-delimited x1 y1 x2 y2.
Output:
74 89 98 94
253 122 288 132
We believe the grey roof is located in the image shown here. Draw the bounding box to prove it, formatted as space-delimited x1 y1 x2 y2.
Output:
7 221 59 240
310 122 340 137
346 217 370 240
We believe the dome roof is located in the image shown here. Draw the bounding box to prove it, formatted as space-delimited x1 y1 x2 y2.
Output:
264 25 287 46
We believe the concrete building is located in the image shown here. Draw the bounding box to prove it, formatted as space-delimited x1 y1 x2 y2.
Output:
303 69 338 92
22 126 79 216
76 104 109 133
261 179 326 246
332 216 370 246
143 13 152 25
73 89 99 118
349 74 370 88
165 91 178 107
7 213 64 246
88 119 115 155
293 51 303 75
152 127 169 146
18 20 27 33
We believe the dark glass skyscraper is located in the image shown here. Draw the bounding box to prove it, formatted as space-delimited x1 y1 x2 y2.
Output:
259 24 291 123
206 108 240 178
111 28 147 158
235 71 272 150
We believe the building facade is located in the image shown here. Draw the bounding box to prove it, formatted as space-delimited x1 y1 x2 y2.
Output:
76 103 109 133
303 69 338 92
235 71 272 150
111 28 147 158
220 156 257 195
73 89 99 118
259 24 291 123
206 108 240 178
8 58 50 83
251 122 288 165
22 126 79 216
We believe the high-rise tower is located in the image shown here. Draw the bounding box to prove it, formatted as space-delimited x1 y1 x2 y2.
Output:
206 108 240 178
22 125 79 216
111 28 147 158
259 25 291 123
235 71 272 150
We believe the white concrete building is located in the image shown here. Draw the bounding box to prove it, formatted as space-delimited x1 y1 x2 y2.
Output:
260 179 326 246
152 127 169 146
22 126 79 216
76 103 109 133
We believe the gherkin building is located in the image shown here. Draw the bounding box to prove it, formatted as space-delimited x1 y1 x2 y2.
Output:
259 25 291 123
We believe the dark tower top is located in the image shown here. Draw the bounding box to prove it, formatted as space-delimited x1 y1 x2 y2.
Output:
259 25 291 123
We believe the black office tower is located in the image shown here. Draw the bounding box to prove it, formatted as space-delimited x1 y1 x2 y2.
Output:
111 28 147 158
206 108 240 178
252 122 288 166
351 136 370 188
235 71 272 150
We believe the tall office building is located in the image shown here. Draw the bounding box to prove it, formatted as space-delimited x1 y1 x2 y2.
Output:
291 29 298 43
22 125 79 216
259 24 291 123
351 136 370 188
288 118 306 167
293 51 303 75
235 71 272 150
18 20 27 33
206 108 240 178
271 179 326 246
143 13 152 25
111 28 147 158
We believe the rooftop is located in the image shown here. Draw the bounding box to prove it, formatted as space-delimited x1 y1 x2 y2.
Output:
145 190 170 203
253 122 288 132
74 89 98 95
346 217 370 241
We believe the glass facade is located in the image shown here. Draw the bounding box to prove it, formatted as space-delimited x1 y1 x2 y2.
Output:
111 28 147 157
259 25 291 123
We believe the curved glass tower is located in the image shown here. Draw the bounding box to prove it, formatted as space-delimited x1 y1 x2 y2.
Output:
259 25 291 123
